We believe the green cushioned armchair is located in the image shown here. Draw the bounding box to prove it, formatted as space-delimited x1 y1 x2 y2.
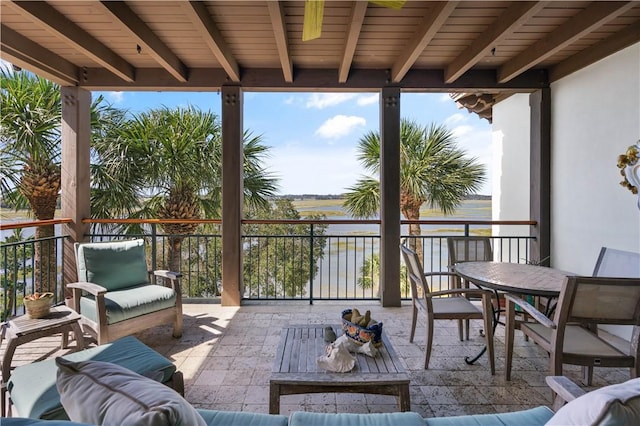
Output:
68 239 183 345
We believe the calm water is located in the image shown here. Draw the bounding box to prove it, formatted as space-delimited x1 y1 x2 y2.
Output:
2 199 493 299
293 198 492 236
288 199 493 297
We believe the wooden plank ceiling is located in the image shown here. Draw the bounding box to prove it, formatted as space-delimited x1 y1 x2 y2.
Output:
1 1 639 100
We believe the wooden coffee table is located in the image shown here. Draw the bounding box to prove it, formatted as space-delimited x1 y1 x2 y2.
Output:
269 324 410 414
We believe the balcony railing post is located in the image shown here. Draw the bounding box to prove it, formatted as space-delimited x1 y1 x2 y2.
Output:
309 223 314 305
151 223 158 272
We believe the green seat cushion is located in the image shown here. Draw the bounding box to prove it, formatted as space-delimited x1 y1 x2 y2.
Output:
76 239 149 291
424 406 554 426
197 409 288 426
79 284 176 324
289 411 425 426
7 336 176 420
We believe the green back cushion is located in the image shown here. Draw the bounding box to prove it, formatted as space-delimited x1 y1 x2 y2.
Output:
76 239 149 291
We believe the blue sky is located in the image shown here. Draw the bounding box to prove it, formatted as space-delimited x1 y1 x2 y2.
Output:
98 90 493 196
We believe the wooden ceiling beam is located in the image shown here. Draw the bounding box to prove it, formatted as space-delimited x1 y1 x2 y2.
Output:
339 1 368 84
390 1 457 83
0 25 78 86
182 1 240 82
498 1 636 83
267 1 293 83
550 19 640 82
445 1 547 84
8 1 135 83
79 67 548 92
99 1 188 83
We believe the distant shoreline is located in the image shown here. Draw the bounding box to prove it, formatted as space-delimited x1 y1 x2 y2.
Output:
276 194 491 201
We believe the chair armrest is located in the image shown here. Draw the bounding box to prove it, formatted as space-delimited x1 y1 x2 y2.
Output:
67 281 107 296
546 376 586 411
153 270 183 298
505 294 556 329
429 288 491 298
153 270 182 281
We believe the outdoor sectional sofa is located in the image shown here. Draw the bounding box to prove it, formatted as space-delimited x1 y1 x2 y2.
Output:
4 376 640 426
4 336 640 426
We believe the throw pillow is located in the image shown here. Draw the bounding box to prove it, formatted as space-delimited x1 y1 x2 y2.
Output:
546 377 640 426
55 357 206 426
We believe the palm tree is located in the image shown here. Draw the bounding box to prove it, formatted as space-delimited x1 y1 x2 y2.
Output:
0 68 125 294
344 119 485 258
91 106 278 272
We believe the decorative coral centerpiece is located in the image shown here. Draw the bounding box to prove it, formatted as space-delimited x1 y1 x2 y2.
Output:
24 292 54 319
341 308 383 347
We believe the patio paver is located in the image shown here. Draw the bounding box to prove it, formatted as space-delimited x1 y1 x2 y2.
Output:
1 301 632 417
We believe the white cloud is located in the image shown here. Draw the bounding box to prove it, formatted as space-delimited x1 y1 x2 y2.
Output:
0 59 12 72
106 91 124 104
306 93 357 109
268 145 364 194
451 124 474 139
315 115 366 140
357 94 379 106
454 125 493 194
444 113 466 127
440 93 452 102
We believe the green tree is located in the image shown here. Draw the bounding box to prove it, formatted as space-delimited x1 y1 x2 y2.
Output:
243 199 328 298
0 229 33 320
91 106 278 273
357 253 409 297
344 119 485 268
0 69 118 293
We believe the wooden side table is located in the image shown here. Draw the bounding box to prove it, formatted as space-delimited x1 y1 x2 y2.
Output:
1 305 85 415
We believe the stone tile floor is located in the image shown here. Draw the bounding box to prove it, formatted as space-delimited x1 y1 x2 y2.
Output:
3 301 632 418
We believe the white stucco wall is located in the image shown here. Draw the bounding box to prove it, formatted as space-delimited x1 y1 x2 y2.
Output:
551 43 640 275
493 43 640 340
493 43 640 271
491 94 531 262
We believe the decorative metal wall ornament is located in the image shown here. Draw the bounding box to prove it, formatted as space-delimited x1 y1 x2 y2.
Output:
617 141 640 209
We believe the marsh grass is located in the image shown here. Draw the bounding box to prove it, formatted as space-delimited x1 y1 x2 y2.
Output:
1 208 39 221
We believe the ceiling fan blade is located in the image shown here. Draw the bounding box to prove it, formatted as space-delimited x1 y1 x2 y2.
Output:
302 0 324 41
369 1 406 9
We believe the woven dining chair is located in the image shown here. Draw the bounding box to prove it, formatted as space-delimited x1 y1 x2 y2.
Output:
446 236 493 340
505 276 640 384
401 244 495 374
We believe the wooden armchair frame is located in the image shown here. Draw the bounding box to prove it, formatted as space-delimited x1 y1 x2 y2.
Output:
68 240 183 345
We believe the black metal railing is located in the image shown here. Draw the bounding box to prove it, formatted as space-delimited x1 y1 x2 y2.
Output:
1 218 535 317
